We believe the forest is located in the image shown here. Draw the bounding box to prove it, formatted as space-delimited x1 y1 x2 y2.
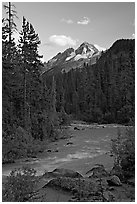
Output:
2 3 135 202
44 39 135 124
2 4 59 163
2 3 135 163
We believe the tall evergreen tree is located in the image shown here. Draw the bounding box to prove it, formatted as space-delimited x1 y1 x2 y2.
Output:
18 17 43 133
3 2 17 42
2 6 18 132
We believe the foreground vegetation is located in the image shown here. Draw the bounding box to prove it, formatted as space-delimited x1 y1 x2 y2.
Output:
111 127 135 180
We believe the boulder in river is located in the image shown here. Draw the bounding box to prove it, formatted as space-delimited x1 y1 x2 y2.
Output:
86 164 109 178
66 141 73 146
43 168 83 179
52 168 83 178
43 177 98 194
107 175 122 186
74 127 80 130
110 165 124 180
47 149 52 152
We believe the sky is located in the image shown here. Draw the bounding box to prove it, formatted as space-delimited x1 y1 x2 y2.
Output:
2 2 135 62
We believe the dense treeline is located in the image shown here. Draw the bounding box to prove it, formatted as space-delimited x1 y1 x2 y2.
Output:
44 39 135 124
2 3 135 163
2 6 60 162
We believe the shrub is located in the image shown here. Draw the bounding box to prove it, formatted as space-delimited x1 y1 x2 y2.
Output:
111 127 135 178
58 107 70 125
2 166 37 202
2 126 33 163
117 105 133 124
103 111 115 124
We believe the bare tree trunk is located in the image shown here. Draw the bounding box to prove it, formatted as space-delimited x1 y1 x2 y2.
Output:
8 2 12 123
8 2 11 42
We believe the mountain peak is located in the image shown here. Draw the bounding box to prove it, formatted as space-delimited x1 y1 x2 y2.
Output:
80 41 90 46
45 41 105 73
75 42 99 56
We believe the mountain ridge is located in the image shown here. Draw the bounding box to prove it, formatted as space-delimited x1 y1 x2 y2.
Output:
43 42 106 73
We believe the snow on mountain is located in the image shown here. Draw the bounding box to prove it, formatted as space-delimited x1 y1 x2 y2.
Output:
72 42 101 61
45 42 106 72
82 47 87 54
74 53 88 61
65 51 75 61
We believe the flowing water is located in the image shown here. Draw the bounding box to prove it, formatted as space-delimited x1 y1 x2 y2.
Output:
2 122 125 177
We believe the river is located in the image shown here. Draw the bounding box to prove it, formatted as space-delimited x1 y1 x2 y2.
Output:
2 122 125 177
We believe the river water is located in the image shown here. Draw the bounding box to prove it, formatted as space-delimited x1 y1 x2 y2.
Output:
2 123 125 177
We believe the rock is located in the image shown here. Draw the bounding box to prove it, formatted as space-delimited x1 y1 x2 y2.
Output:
52 168 83 178
110 165 123 178
66 141 73 145
25 159 30 162
74 127 80 130
39 150 43 153
108 187 115 191
44 177 87 192
30 155 37 158
103 191 115 201
47 149 52 152
126 178 135 186
43 168 83 179
107 175 122 186
43 172 58 178
55 149 59 152
86 164 109 178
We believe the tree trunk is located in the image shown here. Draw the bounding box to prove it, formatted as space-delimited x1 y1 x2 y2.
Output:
8 2 11 43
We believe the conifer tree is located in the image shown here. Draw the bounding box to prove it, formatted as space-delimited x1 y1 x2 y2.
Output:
3 2 18 64
51 76 57 113
18 17 29 129
18 17 43 134
50 75 59 128
2 4 18 130
3 2 17 42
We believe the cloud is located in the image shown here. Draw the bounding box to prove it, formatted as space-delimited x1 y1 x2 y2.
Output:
133 19 135 26
132 33 135 38
94 44 106 51
77 17 90 25
49 35 77 46
61 18 73 24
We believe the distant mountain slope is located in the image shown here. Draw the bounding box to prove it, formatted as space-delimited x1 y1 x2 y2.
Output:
43 38 135 125
43 42 106 73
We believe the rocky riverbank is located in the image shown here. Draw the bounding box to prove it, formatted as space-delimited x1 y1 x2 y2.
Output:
3 121 135 201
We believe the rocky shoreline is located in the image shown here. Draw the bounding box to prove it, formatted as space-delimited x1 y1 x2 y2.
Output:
30 166 135 202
